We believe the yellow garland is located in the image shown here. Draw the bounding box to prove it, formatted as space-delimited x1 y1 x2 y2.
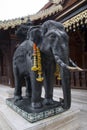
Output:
36 47 44 82
31 43 61 82
55 64 61 80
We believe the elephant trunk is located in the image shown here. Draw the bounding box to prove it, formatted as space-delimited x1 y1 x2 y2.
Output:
54 54 67 68
53 53 80 71
47 29 81 71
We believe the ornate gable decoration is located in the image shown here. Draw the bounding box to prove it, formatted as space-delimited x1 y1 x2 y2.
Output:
50 0 63 4
30 4 63 21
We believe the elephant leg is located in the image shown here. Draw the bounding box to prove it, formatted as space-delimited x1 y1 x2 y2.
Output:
30 71 42 109
25 76 32 98
13 67 22 101
43 63 55 105
60 67 71 109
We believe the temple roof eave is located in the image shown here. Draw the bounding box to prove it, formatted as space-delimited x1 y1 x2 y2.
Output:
0 0 86 30
0 2 63 30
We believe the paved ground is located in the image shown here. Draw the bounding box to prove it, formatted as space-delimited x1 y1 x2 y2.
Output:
0 85 87 130
53 88 87 130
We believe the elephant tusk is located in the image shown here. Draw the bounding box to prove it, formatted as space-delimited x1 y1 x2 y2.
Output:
67 66 77 70
67 66 83 71
75 66 83 71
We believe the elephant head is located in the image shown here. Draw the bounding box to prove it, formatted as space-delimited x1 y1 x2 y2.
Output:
15 20 33 42
29 20 78 71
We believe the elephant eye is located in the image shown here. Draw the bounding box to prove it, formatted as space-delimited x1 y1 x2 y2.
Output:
48 34 56 39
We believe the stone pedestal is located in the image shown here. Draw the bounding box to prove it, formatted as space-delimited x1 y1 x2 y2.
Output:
6 98 65 123
0 103 80 130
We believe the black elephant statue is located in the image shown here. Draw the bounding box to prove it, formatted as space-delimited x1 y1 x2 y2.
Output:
15 19 33 42
13 20 81 110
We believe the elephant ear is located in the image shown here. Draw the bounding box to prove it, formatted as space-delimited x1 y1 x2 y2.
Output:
27 25 42 47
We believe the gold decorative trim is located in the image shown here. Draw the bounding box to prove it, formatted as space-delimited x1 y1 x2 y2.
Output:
63 10 87 28
0 17 29 30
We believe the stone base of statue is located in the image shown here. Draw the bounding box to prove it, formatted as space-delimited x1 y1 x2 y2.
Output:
6 97 65 123
1 101 80 130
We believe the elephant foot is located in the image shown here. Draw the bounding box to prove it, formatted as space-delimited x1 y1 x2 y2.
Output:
31 102 43 109
25 93 31 98
59 98 70 110
62 104 70 110
43 98 54 105
14 95 23 102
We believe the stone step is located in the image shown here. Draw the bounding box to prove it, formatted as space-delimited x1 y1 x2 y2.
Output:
0 104 80 130
0 112 12 130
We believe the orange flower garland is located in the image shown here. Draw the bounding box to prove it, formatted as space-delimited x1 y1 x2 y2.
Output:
31 43 44 82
